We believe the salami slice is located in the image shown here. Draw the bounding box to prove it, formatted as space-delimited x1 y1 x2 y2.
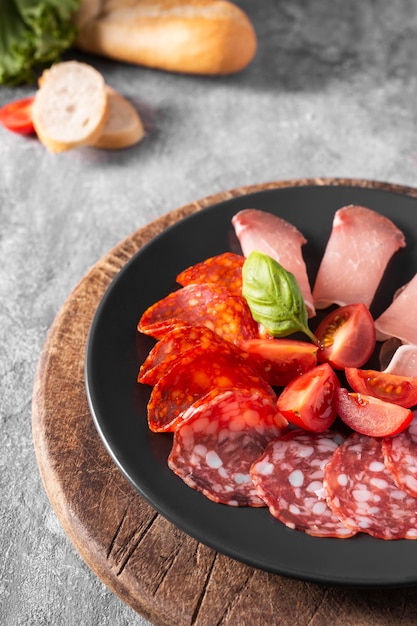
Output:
324 432 417 540
147 345 277 432
176 252 245 295
168 388 287 506
138 283 258 344
138 323 239 385
250 430 355 537
382 414 417 497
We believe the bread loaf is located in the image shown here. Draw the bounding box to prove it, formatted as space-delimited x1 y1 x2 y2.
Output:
32 61 109 153
74 0 257 75
73 0 102 28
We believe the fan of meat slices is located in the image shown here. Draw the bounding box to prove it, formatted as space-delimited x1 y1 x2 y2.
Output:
136 204 417 541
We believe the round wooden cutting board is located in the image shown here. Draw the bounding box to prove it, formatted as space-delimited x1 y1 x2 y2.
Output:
32 179 417 626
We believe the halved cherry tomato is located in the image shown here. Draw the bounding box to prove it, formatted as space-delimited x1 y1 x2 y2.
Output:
335 387 413 437
239 338 318 387
345 367 417 408
277 363 340 432
315 303 376 370
0 97 35 135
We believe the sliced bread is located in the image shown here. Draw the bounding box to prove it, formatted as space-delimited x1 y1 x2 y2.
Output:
89 86 145 149
32 61 109 153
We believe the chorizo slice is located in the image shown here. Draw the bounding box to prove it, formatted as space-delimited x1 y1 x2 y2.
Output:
168 388 287 506
138 283 258 344
176 252 245 295
147 345 277 432
250 430 355 538
240 338 318 387
138 323 239 385
324 432 417 540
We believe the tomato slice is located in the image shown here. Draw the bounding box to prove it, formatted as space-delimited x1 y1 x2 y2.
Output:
345 367 417 408
239 338 318 387
0 97 35 135
277 363 340 432
335 387 413 437
315 303 376 370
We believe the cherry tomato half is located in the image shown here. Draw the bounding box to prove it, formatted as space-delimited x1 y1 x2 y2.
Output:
345 367 417 408
240 338 318 387
277 363 340 432
335 387 413 437
0 97 35 135
315 303 376 370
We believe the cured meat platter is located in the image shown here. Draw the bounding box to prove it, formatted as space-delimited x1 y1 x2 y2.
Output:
84 180 417 587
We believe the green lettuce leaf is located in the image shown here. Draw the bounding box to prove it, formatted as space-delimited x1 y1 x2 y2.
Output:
0 0 80 86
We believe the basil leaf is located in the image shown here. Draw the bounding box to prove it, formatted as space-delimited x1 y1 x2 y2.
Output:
242 250 317 343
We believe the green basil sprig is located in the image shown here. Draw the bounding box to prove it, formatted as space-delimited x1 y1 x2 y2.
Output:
242 250 318 344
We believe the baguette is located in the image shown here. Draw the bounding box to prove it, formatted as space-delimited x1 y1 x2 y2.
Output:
73 0 103 28
74 0 257 75
32 61 109 153
89 86 145 149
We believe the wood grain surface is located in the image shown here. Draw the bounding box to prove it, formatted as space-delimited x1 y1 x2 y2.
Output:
32 179 417 626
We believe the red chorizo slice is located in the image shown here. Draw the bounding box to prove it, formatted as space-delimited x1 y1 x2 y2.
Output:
382 413 417 497
176 252 245 295
324 432 417 540
168 388 287 506
138 323 241 385
137 283 258 344
240 338 318 387
147 346 277 432
250 430 355 537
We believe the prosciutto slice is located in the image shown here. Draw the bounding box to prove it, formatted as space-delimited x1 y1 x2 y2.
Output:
312 205 405 309
375 273 417 344
232 209 315 317
383 344 417 377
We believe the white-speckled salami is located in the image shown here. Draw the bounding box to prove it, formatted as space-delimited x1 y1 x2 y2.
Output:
167 388 287 506
382 413 417 497
324 432 417 540
250 430 355 537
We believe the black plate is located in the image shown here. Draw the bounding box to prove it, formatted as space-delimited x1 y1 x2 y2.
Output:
85 182 417 587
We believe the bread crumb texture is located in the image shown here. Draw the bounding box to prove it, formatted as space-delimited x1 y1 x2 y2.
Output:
32 61 108 152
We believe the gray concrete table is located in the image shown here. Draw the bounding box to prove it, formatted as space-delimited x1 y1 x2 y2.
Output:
2 2 417 624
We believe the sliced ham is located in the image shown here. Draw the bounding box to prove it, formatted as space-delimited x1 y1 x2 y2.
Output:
232 209 315 317
375 273 417 344
382 344 417 377
312 205 405 310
